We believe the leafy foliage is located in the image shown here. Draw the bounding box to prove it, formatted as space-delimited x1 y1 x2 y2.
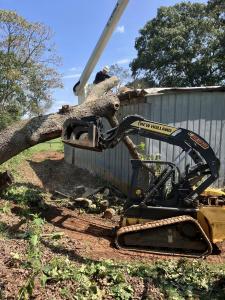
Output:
27 214 44 269
1 185 225 299
3 185 44 206
0 106 21 131
31 257 225 299
0 10 63 129
207 0 225 24
43 259 133 300
130 259 225 299
0 201 11 214
130 1 225 87
137 142 161 161
18 214 44 300
109 64 131 91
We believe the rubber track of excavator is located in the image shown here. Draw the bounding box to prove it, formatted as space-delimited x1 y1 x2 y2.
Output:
115 215 213 258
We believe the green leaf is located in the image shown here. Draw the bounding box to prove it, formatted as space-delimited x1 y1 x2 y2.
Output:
40 273 49 287
30 234 38 246
51 232 64 240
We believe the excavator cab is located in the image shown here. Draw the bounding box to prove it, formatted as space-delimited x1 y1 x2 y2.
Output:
127 159 180 206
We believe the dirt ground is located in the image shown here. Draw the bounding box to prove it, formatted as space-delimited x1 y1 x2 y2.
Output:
17 151 168 262
19 151 100 195
0 151 162 299
7 151 225 263
0 151 225 299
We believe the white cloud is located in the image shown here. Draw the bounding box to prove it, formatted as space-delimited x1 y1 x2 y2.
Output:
69 67 81 72
63 73 81 79
115 25 125 34
116 58 130 65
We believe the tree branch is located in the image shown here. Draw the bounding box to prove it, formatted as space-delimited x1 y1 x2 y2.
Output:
0 76 140 188
107 115 141 159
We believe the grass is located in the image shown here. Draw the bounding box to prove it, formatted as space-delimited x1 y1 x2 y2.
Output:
0 138 63 209
0 138 63 178
30 138 64 153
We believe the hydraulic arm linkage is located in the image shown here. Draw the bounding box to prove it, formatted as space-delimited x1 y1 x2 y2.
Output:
62 115 220 209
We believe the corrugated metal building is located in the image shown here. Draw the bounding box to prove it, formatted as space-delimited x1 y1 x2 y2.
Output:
64 86 225 193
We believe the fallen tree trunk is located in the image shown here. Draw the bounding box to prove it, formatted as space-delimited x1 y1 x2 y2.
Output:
0 76 140 188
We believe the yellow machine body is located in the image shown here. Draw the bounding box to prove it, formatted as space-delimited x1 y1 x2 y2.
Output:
200 187 225 197
197 206 225 243
121 217 151 227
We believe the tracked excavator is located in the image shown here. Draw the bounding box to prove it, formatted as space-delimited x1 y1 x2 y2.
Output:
68 0 225 257
62 115 225 258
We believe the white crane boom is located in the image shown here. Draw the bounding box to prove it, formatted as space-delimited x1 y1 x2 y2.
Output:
74 0 129 103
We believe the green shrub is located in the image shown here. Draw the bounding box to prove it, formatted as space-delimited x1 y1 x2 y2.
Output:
2 185 43 206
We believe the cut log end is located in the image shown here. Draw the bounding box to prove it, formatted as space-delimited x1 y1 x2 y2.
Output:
0 171 14 192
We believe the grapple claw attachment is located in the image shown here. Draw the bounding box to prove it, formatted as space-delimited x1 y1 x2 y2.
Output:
62 116 103 151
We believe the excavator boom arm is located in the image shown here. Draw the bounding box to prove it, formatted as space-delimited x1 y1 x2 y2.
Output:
62 115 225 258
62 115 220 204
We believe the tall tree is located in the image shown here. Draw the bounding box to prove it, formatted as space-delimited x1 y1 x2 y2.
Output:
108 64 131 93
109 64 150 90
0 10 62 129
109 64 131 86
130 2 225 87
207 0 225 25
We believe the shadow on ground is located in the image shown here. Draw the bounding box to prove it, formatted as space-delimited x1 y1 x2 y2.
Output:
27 153 102 195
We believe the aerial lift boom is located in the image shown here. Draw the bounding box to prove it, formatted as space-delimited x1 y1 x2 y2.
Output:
73 0 129 103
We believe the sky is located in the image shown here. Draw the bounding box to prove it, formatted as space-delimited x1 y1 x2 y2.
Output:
0 0 208 113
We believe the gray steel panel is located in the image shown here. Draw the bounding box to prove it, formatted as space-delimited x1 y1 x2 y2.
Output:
150 95 161 156
65 91 225 190
64 144 72 164
122 104 130 190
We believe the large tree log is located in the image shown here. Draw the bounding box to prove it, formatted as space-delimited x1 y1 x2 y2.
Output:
0 76 140 182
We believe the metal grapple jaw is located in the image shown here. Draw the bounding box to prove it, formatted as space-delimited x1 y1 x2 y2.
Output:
62 116 103 151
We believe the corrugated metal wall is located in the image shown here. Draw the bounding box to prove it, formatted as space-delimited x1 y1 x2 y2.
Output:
64 91 225 192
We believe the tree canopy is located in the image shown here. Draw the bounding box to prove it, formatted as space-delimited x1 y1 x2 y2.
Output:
130 1 225 87
109 64 131 92
0 10 62 130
